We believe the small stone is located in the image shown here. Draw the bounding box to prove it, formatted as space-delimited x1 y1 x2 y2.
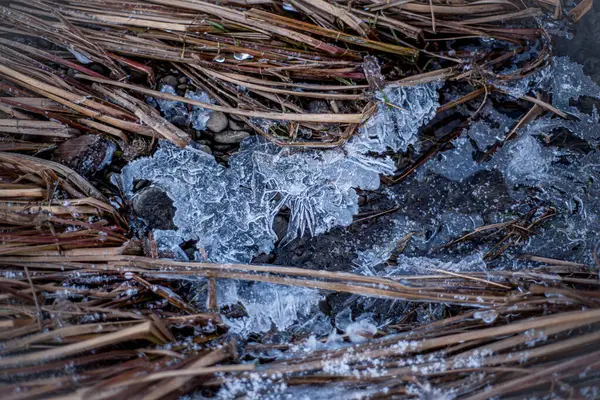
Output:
177 84 188 91
196 139 211 146
197 144 212 155
132 186 177 230
53 134 116 177
206 111 228 133
220 154 230 163
228 119 246 131
212 144 232 152
161 75 178 87
273 215 289 242
214 130 250 144
178 76 188 84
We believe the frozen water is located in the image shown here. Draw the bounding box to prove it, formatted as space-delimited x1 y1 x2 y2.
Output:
392 252 487 275
153 85 213 130
119 136 395 263
424 57 600 264
217 281 322 336
427 134 484 182
155 85 188 125
353 218 420 276
351 81 442 154
69 47 92 64
502 134 551 187
185 90 212 131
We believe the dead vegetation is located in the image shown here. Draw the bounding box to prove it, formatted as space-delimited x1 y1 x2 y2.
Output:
0 0 598 398
0 0 577 148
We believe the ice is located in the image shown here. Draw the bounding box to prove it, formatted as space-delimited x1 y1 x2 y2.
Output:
155 85 189 125
353 218 419 276
345 317 378 343
467 105 515 151
423 57 600 264
185 90 212 131
392 252 487 275
492 57 600 110
153 85 212 130
351 81 442 154
427 134 484 182
119 136 395 263
502 134 551 187
217 281 322 336
68 47 92 64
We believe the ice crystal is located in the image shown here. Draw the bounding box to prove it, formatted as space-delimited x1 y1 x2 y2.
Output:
217 281 322 335
351 81 442 154
392 253 487 275
119 137 394 263
153 85 212 130
427 134 483 182
353 218 420 276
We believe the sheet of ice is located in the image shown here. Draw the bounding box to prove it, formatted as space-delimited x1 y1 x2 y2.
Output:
492 57 600 110
353 218 420 276
392 252 487 275
350 81 442 154
217 281 322 336
426 134 484 182
118 137 395 263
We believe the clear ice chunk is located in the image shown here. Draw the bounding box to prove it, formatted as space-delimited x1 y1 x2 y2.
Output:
217 280 322 336
350 81 442 154
118 137 395 263
153 85 213 130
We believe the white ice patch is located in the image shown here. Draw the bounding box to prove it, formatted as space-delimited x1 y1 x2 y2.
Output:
119 135 396 263
153 85 212 130
217 281 322 336
351 81 442 154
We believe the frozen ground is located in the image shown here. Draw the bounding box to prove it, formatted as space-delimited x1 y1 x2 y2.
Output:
117 6 600 351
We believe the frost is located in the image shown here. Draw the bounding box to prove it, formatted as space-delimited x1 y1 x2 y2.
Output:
119 137 394 263
217 281 322 336
153 85 212 130
392 253 487 275
427 134 483 182
155 85 188 125
351 81 442 154
353 218 418 276
502 134 551 186
185 90 212 131
492 56 600 110
217 372 287 400
473 310 498 324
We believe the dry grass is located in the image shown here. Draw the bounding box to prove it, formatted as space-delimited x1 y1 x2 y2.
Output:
0 0 583 147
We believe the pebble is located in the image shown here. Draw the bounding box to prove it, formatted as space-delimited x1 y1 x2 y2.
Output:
228 119 245 131
214 130 250 144
52 134 116 177
212 144 232 152
161 75 178 87
132 186 177 230
206 111 228 133
196 144 212 155
273 215 289 242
